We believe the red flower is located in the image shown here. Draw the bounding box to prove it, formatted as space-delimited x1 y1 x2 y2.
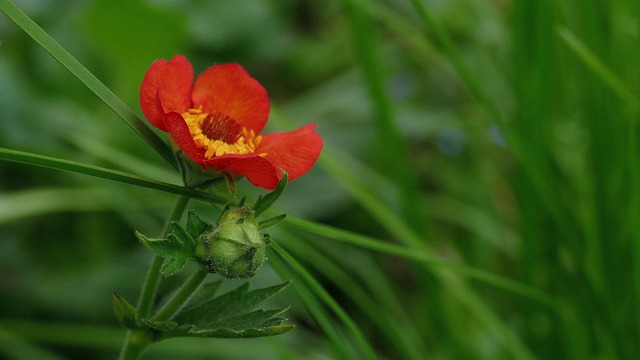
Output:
140 55 323 190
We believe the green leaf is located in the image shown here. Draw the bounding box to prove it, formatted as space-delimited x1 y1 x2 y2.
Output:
169 222 197 254
142 282 294 338
205 308 289 329
168 324 294 339
112 292 138 329
135 230 194 275
259 214 287 229
557 27 639 111
0 0 177 167
160 308 293 339
175 282 290 326
186 211 209 239
253 172 288 216
159 255 191 276
0 147 228 204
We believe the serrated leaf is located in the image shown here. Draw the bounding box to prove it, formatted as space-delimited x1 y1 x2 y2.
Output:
137 228 198 276
175 282 290 326
169 222 196 253
136 231 184 257
160 254 191 276
259 213 287 229
253 172 288 216
164 324 294 339
206 308 289 330
186 210 209 239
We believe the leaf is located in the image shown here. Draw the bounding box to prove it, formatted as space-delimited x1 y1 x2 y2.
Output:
145 282 294 339
136 228 196 275
175 282 290 325
186 210 209 239
205 308 289 329
136 231 182 257
169 222 196 254
0 147 227 203
169 324 294 339
160 254 191 276
253 172 288 216
259 213 287 229
0 0 177 167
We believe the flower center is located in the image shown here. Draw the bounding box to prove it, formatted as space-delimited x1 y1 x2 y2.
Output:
183 107 263 159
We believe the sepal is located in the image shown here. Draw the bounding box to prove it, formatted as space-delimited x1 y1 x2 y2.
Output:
259 214 287 229
175 148 223 189
253 172 287 216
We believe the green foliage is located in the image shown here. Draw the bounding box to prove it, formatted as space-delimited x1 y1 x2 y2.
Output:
135 282 292 339
136 228 196 276
253 172 288 216
1 0 639 359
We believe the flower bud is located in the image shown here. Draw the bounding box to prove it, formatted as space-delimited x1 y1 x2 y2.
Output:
195 207 266 279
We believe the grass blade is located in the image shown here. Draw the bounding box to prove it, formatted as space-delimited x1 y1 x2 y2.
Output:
285 216 559 309
557 27 639 111
0 0 177 168
0 147 227 203
268 253 358 359
341 0 429 235
269 242 378 360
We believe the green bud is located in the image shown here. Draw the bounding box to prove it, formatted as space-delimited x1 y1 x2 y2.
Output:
196 207 266 279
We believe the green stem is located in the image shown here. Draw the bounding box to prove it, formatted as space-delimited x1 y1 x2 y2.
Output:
152 267 208 322
118 195 191 360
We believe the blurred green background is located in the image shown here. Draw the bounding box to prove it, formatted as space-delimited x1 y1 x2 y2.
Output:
0 0 639 359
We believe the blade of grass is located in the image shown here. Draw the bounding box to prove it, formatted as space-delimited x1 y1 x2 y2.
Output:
68 133 179 184
278 231 428 360
0 0 177 168
341 0 429 236
269 242 378 360
342 0 438 65
407 0 504 123
627 4 640 343
319 153 537 359
268 252 360 360
557 27 639 112
284 216 559 309
0 147 227 204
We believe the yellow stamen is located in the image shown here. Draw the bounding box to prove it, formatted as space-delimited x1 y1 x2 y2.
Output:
182 107 264 159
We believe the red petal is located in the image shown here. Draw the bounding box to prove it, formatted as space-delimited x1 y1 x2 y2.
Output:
192 64 270 133
140 55 194 131
163 111 205 166
205 154 280 190
258 124 323 181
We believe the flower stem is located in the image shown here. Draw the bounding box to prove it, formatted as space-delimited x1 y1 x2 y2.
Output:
152 267 209 322
118 195 191 360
